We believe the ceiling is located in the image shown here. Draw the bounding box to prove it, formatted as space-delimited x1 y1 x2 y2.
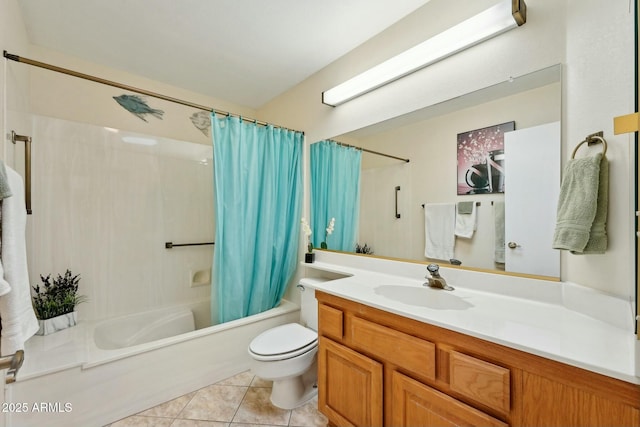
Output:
17 0 430 109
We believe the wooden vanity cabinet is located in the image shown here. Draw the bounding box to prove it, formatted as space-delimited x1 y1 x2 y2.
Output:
316 290 640 427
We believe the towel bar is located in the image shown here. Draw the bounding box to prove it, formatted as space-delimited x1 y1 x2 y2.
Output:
0 349 24 384
421 202 480 208
10 131 32 214
571 131 607 159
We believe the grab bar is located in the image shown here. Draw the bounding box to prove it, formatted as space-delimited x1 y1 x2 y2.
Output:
165 241 214 249
11 131 32 214
0 349 24 384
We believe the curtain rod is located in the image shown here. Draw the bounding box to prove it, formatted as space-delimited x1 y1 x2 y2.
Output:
332 140 410 163
3 50 303 135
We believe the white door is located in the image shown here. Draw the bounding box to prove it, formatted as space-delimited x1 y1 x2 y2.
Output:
504 121 561 277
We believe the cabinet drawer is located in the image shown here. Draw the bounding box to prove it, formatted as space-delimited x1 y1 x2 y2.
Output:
318 304 343 340
391 370 508 427
351 316 436 381
449 351 511 413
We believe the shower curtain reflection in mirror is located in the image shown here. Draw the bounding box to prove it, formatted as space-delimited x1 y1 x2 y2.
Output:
310 140 362 252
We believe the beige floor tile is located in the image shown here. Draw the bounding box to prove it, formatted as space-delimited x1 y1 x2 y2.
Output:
179 385 248 422
110 415 174 427
232 387 291 426
250 375 273 388
216 370 254 387
138 392 196 418
289 396 327 427
171 419 229 427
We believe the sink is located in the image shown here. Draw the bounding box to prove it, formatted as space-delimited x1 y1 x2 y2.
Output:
374 285 473 310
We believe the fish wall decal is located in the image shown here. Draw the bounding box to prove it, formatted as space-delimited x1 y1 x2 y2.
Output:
113 94 164 122
190 110 211 136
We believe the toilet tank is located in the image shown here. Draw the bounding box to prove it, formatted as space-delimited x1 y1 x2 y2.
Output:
299 278 330 331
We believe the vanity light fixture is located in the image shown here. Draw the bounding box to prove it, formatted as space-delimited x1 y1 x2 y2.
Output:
321 0 527 107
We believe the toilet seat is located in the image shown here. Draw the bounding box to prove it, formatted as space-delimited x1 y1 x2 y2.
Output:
249 323 317 362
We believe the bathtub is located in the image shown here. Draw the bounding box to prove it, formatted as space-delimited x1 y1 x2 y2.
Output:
93 306 196 350
9 299 300 427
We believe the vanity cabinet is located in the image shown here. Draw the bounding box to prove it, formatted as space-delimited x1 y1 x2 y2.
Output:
316 290 640 427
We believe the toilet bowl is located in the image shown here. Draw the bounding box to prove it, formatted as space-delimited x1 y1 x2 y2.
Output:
247 279 324 409
248 322 318 409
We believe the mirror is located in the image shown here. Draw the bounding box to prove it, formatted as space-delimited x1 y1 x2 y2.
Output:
312 64 562 278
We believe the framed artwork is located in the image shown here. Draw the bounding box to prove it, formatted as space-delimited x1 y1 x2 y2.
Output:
456 121 514 195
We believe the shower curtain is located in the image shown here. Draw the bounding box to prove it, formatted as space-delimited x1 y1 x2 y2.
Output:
212 114 303 323
310 140 362 252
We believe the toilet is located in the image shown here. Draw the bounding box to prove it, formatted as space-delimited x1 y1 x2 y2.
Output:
248 279 322 409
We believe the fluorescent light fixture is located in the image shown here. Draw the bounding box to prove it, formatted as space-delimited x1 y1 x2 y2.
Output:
322 0 527 107
122 136 158 146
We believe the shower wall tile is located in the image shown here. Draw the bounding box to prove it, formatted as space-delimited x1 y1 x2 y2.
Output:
28 115 214 322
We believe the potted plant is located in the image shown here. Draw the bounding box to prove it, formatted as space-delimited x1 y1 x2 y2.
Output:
355 243 374 255
31 269 87 335
301 218 315 263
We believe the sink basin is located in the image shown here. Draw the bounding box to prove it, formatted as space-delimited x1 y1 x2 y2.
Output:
374 285 473 310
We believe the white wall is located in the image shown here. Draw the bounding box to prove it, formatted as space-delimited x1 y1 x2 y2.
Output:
28 115 215 322
259 0 636 298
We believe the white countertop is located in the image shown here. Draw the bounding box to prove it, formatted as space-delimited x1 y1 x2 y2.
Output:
302 255 639 385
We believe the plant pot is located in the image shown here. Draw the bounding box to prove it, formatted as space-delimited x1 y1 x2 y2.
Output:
304 252 315 263
36 311 77 336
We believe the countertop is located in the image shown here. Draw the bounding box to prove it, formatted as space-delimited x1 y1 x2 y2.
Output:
302 258 638 385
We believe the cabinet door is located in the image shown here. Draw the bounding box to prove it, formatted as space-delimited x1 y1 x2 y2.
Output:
522 372 640 427
391 371 508 427
318 336 383 427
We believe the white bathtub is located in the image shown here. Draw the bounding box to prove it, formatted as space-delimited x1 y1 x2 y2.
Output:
94 306 196 350
11 299 300 427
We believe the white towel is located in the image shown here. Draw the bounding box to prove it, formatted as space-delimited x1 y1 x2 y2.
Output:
454 203 477 239
424 203 455 261
0 167 39 356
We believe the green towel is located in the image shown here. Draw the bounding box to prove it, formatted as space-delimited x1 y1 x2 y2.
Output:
457 201 474 214
552 153 606 253
0 162 13 200
578 155 608 254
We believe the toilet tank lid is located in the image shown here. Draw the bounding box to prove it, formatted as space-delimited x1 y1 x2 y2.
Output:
249 323 317 356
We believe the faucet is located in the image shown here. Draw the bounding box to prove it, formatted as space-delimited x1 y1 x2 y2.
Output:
423 264 454 291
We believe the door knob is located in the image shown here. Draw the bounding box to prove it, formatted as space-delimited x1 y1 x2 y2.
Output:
508 242 521 249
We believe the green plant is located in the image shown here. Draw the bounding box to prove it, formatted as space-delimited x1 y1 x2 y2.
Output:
31 270 87 320
355 243 374 255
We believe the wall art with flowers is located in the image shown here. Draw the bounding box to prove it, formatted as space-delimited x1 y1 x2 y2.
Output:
456 121 514 195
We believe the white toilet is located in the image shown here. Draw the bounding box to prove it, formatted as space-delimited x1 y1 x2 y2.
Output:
248 279 321 409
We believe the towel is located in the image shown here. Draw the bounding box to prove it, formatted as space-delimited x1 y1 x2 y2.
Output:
494 201 505 264
552 153 605 253
577 156 608 254
455 202 477 238
424 203 455 260
0 163 13 201
0 167 39 356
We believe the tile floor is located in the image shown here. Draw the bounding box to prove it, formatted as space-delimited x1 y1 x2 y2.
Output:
106 371 328 427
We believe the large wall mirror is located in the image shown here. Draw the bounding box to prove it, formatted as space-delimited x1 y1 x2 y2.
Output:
312 64 562 279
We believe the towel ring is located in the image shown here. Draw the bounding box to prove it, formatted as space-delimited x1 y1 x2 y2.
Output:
571 135 607 159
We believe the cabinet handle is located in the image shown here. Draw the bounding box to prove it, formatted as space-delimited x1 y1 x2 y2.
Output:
395 186 401 219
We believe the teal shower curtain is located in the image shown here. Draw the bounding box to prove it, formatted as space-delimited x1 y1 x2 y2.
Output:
212 114 303 324
310 140 362 251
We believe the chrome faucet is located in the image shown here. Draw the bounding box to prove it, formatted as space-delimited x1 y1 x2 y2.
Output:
423 264 454 291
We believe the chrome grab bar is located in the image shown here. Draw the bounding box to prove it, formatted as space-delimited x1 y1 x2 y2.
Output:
0 350 24 384
10 131 32 214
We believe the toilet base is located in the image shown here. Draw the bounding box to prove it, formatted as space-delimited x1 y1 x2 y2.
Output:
270 372 318 410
